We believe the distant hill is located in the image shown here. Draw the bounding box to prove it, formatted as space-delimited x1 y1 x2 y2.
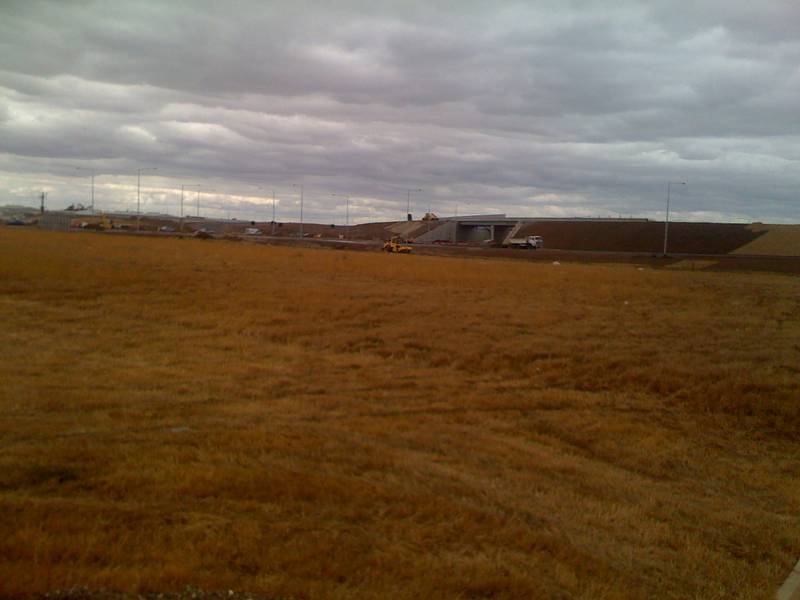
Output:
0 204 39 217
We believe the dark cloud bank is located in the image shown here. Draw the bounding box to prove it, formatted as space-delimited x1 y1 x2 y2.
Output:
1 0 798 223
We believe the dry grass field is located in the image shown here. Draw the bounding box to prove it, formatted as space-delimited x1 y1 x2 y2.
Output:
1 227 799 599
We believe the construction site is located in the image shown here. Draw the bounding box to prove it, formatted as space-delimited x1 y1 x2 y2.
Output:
1 223 799 599
3 0 799 597
17 206 800 275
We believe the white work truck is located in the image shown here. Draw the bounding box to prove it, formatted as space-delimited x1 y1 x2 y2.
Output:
506 235 544 249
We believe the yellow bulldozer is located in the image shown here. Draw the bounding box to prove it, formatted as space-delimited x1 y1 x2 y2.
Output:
382 237 413 254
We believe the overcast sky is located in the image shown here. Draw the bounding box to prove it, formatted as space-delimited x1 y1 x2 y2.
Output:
1 0 798 223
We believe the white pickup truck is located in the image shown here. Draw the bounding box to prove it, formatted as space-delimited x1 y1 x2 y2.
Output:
506 235 544 249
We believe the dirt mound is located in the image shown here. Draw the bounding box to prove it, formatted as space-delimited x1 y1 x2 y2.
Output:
346 221 398 239
388 221 433 240
732 224 800 256
268 220 397 240
389 220 421 237
516 221 765 254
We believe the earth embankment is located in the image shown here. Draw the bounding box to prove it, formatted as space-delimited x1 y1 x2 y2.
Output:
516 221 770 254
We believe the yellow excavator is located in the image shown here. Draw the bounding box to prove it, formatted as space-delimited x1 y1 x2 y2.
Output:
382 236 413 253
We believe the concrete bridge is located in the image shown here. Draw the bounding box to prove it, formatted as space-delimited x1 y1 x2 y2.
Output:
413 215 650 245
413 215 522 244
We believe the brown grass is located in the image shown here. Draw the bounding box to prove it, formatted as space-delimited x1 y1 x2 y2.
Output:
734 224 800 256
1 227 799 599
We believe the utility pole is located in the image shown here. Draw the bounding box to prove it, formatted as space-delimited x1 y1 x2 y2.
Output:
40 191 46 214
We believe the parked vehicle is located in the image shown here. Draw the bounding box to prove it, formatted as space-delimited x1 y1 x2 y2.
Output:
506 235 544 249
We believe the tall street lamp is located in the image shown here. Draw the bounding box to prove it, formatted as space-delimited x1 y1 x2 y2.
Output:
180 184 200 232
267 189 276 235
407 188 422 221
663 181 686 256
75 167 95 213
332 193 350 226
271 190 276 234
292 183 304 238
196 188 215 218
137 167 157 231
180 184 201 218
426 195 435 233
254 187 277 235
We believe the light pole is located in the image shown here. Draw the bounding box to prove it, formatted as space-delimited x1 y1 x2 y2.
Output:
254 187 277 235
272 190 276 234
663 181 686 256
196 188 215 218
426 195 434 233
137 167 157 231
75 167 95 213
292 183 304 238
407 188 422 220
180 184 200 218
332 193 351 226
180 184 200 232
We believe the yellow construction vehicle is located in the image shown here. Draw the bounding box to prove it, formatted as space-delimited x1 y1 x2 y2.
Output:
80 214 112 230
382 237 413 253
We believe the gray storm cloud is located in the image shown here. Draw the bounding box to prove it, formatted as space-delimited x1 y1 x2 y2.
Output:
0 0 798 223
